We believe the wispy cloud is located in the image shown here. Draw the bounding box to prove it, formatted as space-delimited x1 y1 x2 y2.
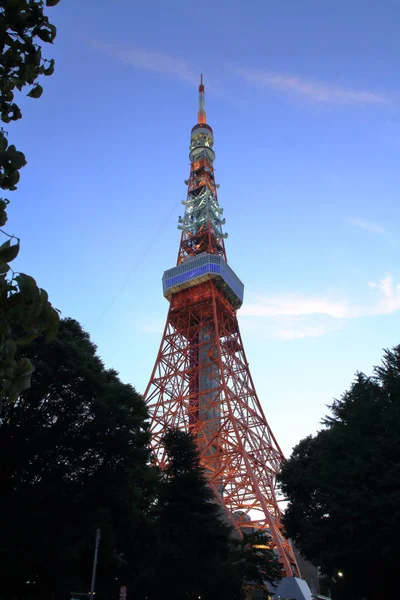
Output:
348 218 387 236
240 274 400 341
274 323 335 341
92 43 387 108
368 274 400 316
92 42 197 84
91 41 235 107
242 296 347 319
239 314 339 341
233 67 389 105
134 275 400 342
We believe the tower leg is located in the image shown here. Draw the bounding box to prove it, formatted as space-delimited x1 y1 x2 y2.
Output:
144 281 301 578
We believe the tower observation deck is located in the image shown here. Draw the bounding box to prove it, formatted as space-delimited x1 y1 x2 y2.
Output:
143 76 312 600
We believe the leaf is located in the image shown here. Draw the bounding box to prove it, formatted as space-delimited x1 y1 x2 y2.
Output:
16 331 40 346
15 78 24 92
0 239 20 263
38 288 49 306
16 273 39 304
2 169 20 189
4 339 17 360
32 49 42 67
5 357 35 400
37 29 52 43
2 360 17 381
16 357 35 378
0 263 10 275
45 307 60 342
37 24 57 43
43 58 55 76
16 273 37 289
7 145 27 169
48 23 57 41
46 0 61 6
10 105 22 121
0 135 8 152
5 292 24 314
27 83 43 99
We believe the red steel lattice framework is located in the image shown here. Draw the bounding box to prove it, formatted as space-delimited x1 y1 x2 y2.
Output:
144 76 300 578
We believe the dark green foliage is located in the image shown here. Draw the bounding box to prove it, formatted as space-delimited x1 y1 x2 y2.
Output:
0 0 59 191
279 346 400 600
148 428 282 600
0 0 58 121
150 428 237 599
0 258 60 407
0 319 282 599
232 530 283 591
0 318 155 599
0 0 60 409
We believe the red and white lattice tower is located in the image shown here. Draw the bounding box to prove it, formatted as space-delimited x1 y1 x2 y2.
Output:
144 76 301 579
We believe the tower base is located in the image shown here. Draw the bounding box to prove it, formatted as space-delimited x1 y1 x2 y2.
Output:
270 576 313 600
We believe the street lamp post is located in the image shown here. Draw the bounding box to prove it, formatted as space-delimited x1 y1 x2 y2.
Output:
89 529 101 597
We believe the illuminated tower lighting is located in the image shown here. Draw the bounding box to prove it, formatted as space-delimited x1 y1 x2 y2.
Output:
143 76 312 600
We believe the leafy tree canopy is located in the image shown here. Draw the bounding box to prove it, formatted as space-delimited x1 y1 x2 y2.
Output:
279 346 400 600
0 319 282 600
0 318 155 599
0 0 61 410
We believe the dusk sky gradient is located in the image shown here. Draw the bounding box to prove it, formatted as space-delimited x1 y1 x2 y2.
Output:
9 0 400 455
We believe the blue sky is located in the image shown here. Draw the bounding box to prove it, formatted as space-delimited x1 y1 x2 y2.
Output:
8 0 400 455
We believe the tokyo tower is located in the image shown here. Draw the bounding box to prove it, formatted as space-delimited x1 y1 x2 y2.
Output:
144 76 311 598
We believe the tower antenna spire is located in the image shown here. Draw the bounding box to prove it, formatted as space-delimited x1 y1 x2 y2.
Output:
198 73 206 124
143 78 308 595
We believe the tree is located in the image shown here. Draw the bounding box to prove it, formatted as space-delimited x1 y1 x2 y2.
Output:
0 0 61 410
0 318 155 599
0 318 281 600
279 346 400 600
231 530 283 597
150 428 237 599
148 428 281 600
